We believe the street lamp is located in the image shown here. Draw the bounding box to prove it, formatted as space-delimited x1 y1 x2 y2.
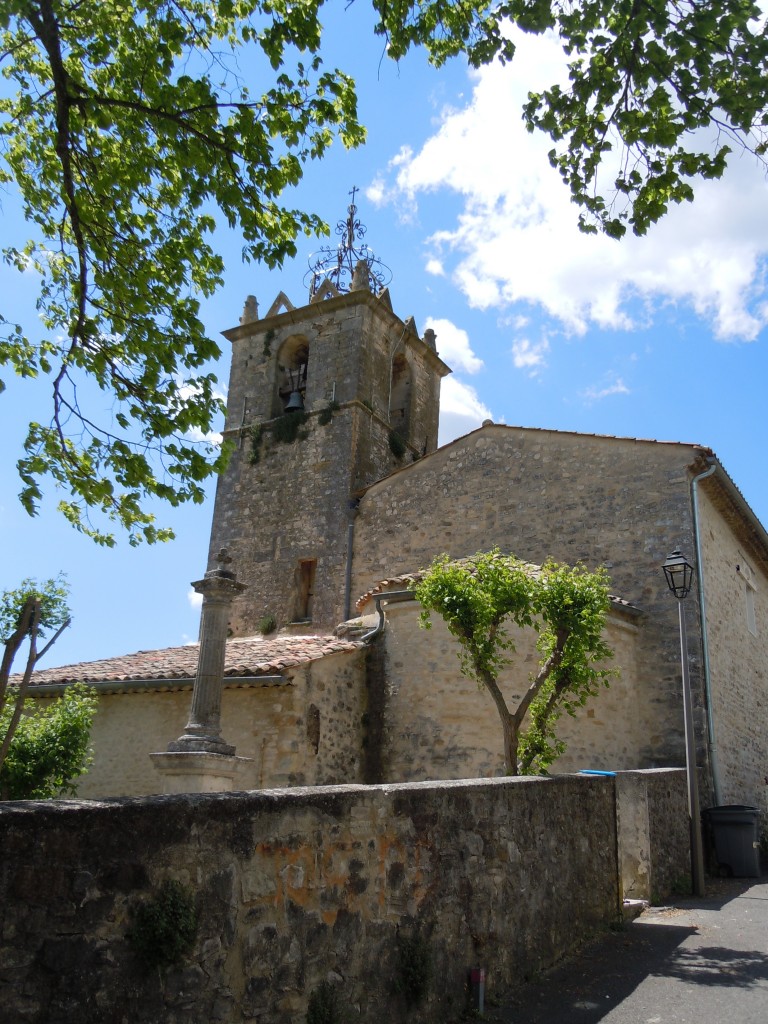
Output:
662 549 706 897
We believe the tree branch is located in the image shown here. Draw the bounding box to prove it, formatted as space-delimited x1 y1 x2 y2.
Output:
0 596 36 716
512 627 569 729
0 598 42 771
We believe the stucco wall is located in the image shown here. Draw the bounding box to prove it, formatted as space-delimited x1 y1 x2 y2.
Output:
697 484 768 813
0 771 689 1024
371 598 645 782
69 649 368 798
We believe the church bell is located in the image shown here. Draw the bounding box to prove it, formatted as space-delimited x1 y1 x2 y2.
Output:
284 389 305 412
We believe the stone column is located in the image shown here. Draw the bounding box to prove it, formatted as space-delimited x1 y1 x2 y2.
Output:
151 550 252 793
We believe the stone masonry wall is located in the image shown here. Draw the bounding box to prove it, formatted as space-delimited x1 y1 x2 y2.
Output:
0 771 689 1024
208 407 377 634
372 598 645 782
696 483 768 814
352 425 709 770
209 291 448 634
616 768 690 902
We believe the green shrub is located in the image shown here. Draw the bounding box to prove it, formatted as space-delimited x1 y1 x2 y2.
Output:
129 880 197 970
263 328 275 359
272 410 309 444
318 400 340 426
388 431 406 460
259 614 277 635
248 423 264 465
0 683 97 800
307 980 343 1024
396 931 432 1008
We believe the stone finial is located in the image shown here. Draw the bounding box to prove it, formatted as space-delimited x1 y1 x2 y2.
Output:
350 259 371 292
240 295 259 325
309 278 341 304
404 315 418 336
423 327 437 350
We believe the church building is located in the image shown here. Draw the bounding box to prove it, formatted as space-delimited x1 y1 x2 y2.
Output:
23 199 768 820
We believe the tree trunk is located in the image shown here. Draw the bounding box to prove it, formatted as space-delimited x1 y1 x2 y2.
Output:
0 598 41 773
478 667 519 775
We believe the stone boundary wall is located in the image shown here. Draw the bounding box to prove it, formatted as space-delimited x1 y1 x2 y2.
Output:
615 768 690 902
0 771 688 1024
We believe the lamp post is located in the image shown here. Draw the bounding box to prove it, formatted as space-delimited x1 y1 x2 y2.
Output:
662 549 706 897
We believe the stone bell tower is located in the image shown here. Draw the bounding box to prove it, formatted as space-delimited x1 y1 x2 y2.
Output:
207 195 452 634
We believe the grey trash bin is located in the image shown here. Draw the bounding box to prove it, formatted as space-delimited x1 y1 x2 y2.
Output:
703 805 761 878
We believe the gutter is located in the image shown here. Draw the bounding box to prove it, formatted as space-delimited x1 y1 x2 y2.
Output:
360 590 416 643
343 499 360 621
21 675 287 698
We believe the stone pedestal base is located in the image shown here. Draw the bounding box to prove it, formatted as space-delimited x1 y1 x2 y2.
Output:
150 751 253 794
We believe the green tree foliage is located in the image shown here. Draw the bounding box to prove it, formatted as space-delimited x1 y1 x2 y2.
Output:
375 0 768 237
4 2 764 544
413 550 614 775
0 574 72 776
0 683 97 799
1 0 364 545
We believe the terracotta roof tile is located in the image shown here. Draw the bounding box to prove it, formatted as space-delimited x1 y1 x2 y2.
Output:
356 563 638 614
17 634 364 687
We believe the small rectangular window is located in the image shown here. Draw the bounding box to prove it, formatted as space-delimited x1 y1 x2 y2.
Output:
742 563 758 637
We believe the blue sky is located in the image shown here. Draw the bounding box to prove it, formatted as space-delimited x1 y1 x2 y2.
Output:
3 9 768 669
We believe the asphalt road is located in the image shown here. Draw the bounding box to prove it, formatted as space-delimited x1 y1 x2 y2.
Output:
486 876 768 1024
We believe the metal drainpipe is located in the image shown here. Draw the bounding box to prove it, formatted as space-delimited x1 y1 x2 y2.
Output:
691 457 722 805
360 590 414 643
343 500 360 622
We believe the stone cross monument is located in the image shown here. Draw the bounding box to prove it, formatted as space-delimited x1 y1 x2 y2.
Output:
150 550 252 793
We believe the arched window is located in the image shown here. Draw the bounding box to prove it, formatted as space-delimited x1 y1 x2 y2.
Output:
273 336 310 417
389 352 412 438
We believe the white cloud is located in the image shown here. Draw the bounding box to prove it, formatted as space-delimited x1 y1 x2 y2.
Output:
425 258 445 277
175 379 226 445
582 377 631 403
187 588 203 610
366 177 386 206
425 317 483 374
380 28 768 342
511 336 549 373
438 376 494 444
187 425 223 444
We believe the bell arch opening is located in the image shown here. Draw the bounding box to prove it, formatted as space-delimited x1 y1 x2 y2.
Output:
389 352 412 440
273 336 310 417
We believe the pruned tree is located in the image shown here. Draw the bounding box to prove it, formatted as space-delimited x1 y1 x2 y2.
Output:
0 575 72 773
0 577 97 799
412 550 614 775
